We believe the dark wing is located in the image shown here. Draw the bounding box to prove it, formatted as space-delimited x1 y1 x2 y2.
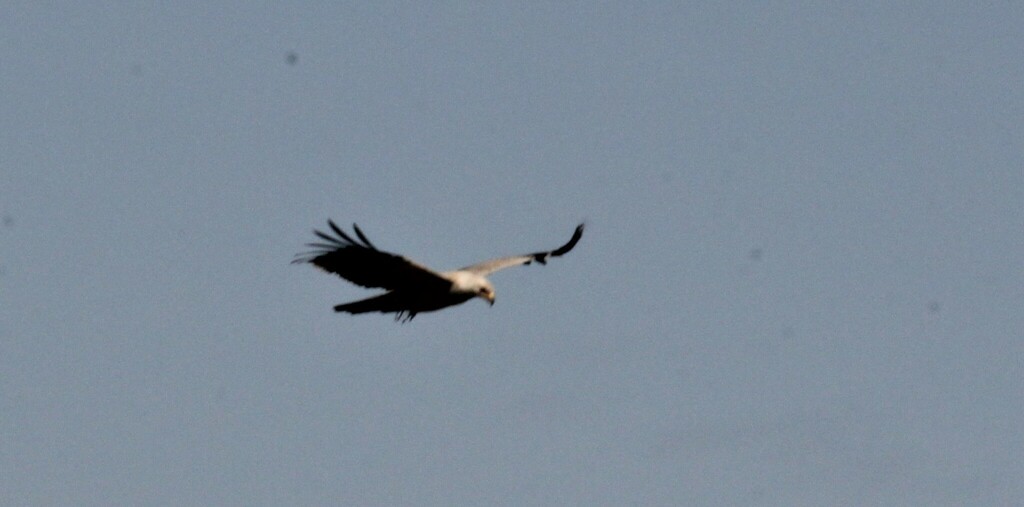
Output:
293 220 452 291
459 223 584 276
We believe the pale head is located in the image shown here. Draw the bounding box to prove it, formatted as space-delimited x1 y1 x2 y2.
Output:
446 270 496 305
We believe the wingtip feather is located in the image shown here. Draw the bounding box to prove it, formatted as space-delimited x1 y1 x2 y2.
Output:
327 219 359 245
352 223 377 249
550 223 584 257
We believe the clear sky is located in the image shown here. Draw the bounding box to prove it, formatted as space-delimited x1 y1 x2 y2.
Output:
2 2 1022 505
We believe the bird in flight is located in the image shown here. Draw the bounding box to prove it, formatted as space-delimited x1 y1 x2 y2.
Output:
293 220 584 322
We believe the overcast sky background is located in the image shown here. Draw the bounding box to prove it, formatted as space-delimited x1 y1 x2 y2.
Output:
2 3 1022 505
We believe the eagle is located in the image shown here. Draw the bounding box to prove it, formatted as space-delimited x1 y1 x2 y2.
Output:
293 220 584 322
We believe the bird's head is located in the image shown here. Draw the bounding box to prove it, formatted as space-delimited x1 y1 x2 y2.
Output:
449 271 496 306
476 283 496 306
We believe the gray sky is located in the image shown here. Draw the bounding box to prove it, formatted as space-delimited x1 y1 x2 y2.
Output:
2 2 1022 505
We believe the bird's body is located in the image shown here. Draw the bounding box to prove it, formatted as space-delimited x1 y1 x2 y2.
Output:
293 220 584 322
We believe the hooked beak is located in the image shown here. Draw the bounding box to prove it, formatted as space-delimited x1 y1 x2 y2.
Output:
486 292 495 306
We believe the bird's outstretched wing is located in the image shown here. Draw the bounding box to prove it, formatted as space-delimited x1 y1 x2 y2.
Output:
460 223 584 276
292 220 452 291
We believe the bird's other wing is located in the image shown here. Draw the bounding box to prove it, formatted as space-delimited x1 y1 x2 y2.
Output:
459 223 584 276
293 220 452 291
